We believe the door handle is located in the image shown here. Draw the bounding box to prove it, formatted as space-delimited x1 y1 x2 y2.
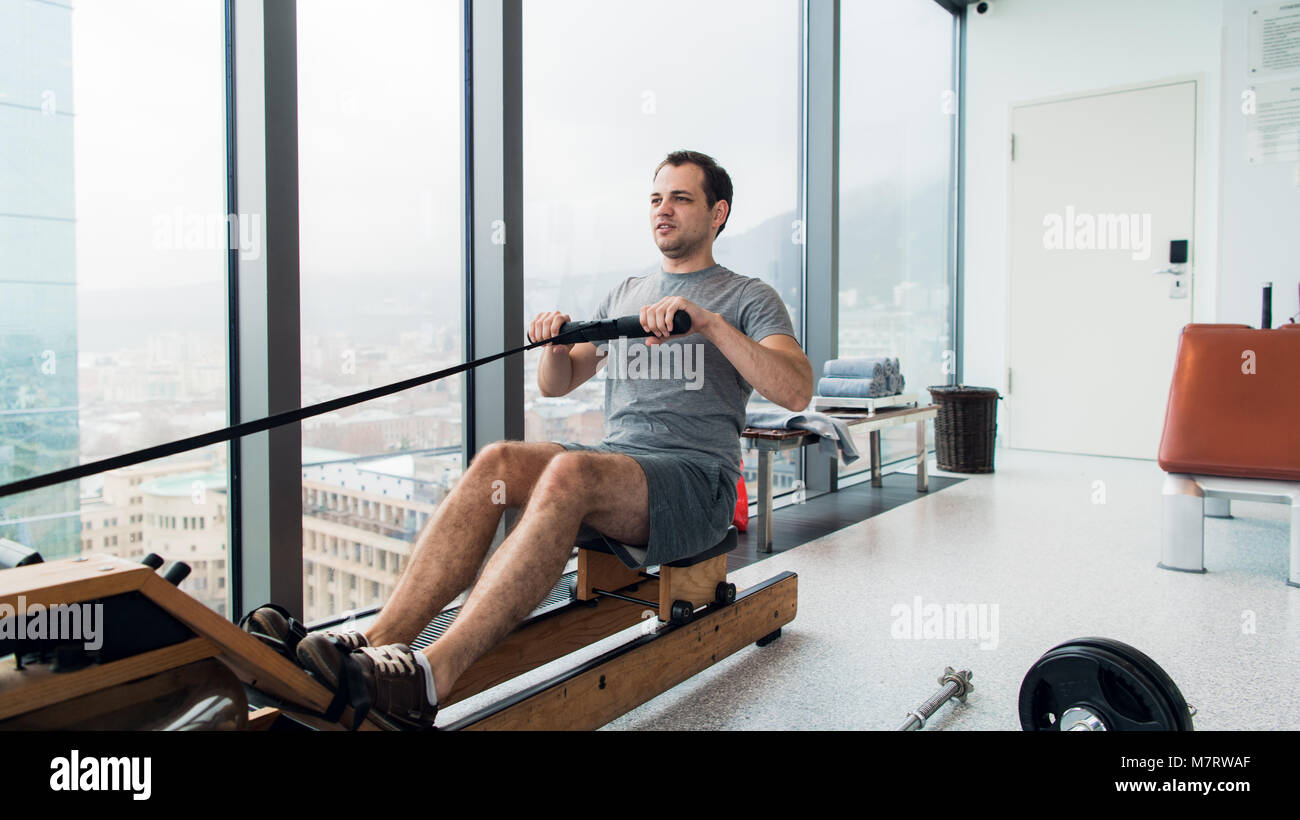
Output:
1152 267 1184 275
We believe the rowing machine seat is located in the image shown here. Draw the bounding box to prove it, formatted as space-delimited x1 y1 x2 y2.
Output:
574 525 739 619
576 525 737 569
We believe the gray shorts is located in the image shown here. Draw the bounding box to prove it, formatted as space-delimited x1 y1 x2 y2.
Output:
556 441 738 569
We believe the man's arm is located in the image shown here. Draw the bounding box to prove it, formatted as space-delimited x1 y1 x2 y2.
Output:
702 324 814 411
538 341 605 396
531 310 606 397
640 297 814 412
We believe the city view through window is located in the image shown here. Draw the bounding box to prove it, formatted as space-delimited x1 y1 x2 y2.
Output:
1 0 954 624
0 0 231 615
296 0 464 621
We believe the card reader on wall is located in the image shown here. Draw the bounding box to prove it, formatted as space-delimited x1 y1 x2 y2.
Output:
1170 239 1188 265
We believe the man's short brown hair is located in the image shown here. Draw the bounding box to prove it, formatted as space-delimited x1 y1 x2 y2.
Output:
653 150 733 238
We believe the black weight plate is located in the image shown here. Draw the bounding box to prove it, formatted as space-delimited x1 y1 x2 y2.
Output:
1020 644 1170 731
1019 640 1184 731
1062 637 1194 731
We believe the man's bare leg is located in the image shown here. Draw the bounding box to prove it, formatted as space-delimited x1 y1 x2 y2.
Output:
364 440 565 647
422 450 650 702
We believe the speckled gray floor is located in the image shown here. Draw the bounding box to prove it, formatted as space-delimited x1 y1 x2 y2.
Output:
434 447 1300 730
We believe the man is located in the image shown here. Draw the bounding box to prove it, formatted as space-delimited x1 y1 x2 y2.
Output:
275 150 813 730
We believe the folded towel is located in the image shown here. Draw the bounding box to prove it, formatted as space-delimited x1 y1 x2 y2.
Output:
823 357 888 379
817 376 889 399
745 408 861 465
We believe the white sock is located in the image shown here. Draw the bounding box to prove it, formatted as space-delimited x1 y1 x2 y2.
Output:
411 650 439 706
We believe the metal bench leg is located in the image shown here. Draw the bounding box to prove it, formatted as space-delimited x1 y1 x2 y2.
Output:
1290 502 1300 588
915 418 928 493
1204 497 1232 518
758 450 774 554
1159 474 1206 574
870 430 882 488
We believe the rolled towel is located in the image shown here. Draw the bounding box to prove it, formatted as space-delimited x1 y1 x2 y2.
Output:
817 376 889 399
823 357 889 379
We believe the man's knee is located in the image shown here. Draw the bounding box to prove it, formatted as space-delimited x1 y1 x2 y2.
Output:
532 452 597 507
470 441 562 506
473 440 515 469
472 440 537 479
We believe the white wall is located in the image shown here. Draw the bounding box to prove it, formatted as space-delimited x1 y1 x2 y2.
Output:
1217 0 1300 326
962 0 1225 397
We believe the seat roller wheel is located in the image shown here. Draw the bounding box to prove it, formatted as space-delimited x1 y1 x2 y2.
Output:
715 582 736 606
669 599 693 626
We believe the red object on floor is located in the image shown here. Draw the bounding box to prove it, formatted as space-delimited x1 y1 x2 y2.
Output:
1157 322 1300 480
733 475 749 532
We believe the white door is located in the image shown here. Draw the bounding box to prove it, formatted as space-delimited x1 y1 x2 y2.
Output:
1006 81 1197 459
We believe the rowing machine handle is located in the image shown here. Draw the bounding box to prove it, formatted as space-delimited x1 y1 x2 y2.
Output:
536 312 692 345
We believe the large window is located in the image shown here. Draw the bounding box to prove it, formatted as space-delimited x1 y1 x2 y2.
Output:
2 2 960 625
521 0 804 496
0 0 230 615
297 0 464 622
838 0 957 475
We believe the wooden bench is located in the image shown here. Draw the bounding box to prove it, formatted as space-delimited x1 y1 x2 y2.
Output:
742 404 939 552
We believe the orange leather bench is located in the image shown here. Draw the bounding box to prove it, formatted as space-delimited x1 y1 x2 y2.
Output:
1157 323 1300 586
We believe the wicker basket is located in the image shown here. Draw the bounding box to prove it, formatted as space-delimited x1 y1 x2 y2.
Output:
926 385 1001 473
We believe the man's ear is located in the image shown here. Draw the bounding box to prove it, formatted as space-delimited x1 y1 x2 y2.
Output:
713 200 730 232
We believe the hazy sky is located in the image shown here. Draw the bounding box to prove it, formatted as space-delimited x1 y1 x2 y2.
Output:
297 0 461 285
840 0 954 191
72 0 227 294
68 0 953 294
522 0 800 280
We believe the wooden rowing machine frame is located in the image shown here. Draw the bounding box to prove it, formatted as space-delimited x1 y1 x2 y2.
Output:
0 549 796 731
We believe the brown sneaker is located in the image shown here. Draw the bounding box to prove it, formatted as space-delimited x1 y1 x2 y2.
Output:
296 629 370 690
342 644 439 731
240 604 309 660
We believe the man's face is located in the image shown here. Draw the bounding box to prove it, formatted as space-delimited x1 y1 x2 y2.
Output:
650 163 725 259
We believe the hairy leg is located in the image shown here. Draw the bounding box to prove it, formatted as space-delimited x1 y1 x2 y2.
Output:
423 450 650 701
364 440 565 647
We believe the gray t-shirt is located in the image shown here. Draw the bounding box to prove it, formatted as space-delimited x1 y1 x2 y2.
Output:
589 263 797 485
